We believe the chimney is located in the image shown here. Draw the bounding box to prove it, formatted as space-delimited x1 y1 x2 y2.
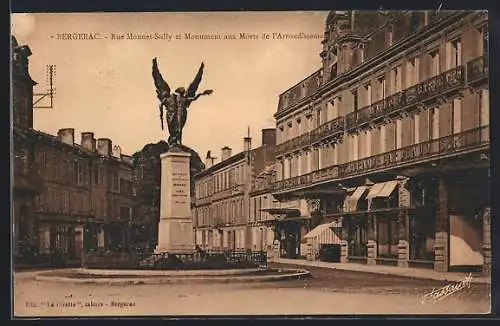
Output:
261 128 276 147
81 132 96 151
112 145 122 159
221 146 232 161
205 150 215 168
97 138 112 157
57 128 75 146
243 137 252 152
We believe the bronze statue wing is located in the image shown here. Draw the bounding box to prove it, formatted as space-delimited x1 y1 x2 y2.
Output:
187 62 205 98
152 57 171 98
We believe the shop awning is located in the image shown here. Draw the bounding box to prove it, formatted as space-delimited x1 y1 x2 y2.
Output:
351 186 368 201
304 223 331 239
344 186 368 212
377 180 399 198
366 182 386 199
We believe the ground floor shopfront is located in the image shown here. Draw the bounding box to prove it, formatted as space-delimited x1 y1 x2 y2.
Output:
194 224 274 251
14 213 150 266
297 168 491 275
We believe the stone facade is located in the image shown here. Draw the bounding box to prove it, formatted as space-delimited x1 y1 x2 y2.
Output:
12 36 141 265
271 11 490 274
192 129 276 251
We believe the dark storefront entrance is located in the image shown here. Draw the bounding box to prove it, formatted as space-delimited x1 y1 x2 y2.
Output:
275 219 302 259
345 214 368 262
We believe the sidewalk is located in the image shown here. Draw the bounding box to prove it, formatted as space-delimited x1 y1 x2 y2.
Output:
273 258 491 285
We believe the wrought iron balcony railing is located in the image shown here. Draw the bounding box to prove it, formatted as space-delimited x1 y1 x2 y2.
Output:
273 125 489 193
277 69 323 112
275 56 485 161
467 54 488 84
276 116 345 157
347 65 465 131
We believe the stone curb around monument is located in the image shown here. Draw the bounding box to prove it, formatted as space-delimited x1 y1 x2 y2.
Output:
78 268 262 277
34 269 311 285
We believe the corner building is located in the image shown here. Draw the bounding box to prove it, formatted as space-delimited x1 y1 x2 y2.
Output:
272 11 489 274
12 36 142 265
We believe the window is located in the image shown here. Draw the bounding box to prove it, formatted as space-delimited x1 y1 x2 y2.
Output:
364 83 371 106
99 167 105 185
429 107 440 141
50 189 56 211
40 152 47 169
410 12 419 33
479 25 488 55
377 218 399 258
359 44 365 64
17 149 29 173
352 89 358 111
406 57 419 86
73 161 79 184
452 98 462 134
93 164 99 184
330 62 338 80
258 197 262 221
120 206 131 221
14 97 29 127
386 25 394 47
391 66 402 93
377 76 386 101
449 38 462 69
479 89 489 127
112 171 119 192
430 50 440 76
83 162 89 186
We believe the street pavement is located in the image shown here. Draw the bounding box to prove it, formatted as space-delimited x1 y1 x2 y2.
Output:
13 264 491 317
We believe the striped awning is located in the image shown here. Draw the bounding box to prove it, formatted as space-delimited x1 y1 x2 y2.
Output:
366 182 386 199
366 181 399 199
344 186 368 212
304 223 331 239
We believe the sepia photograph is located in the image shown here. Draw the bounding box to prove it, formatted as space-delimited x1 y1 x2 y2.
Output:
11 10 491 317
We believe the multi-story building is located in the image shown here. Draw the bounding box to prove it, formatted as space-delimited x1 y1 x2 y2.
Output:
193 129 276 250
12 36 143 265
12 35 44 261
271 11 490 274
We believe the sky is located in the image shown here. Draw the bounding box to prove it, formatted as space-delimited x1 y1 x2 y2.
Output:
11 12 328 160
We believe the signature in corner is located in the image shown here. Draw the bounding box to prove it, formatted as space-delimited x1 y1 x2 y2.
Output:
421 273 473 304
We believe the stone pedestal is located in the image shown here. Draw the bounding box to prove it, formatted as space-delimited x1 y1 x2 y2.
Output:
155 149 194 254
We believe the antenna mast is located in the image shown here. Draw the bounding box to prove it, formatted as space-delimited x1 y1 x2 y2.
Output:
33 64 56 109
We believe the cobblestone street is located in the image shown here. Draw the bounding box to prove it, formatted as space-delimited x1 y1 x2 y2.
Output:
14 265 490 316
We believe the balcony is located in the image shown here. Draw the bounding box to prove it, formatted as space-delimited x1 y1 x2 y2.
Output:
467 54 488 86
276 116 345 158
273 126 489 194
277 69 323 113
347 65 465 132
310 116 345 144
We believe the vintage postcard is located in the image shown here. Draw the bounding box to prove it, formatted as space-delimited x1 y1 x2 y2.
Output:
11 10 491 317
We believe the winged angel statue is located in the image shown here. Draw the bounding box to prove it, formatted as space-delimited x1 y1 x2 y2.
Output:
152 58 213 146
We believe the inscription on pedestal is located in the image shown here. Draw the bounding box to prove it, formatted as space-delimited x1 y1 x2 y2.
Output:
156 151 194 254
172 170 189 205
